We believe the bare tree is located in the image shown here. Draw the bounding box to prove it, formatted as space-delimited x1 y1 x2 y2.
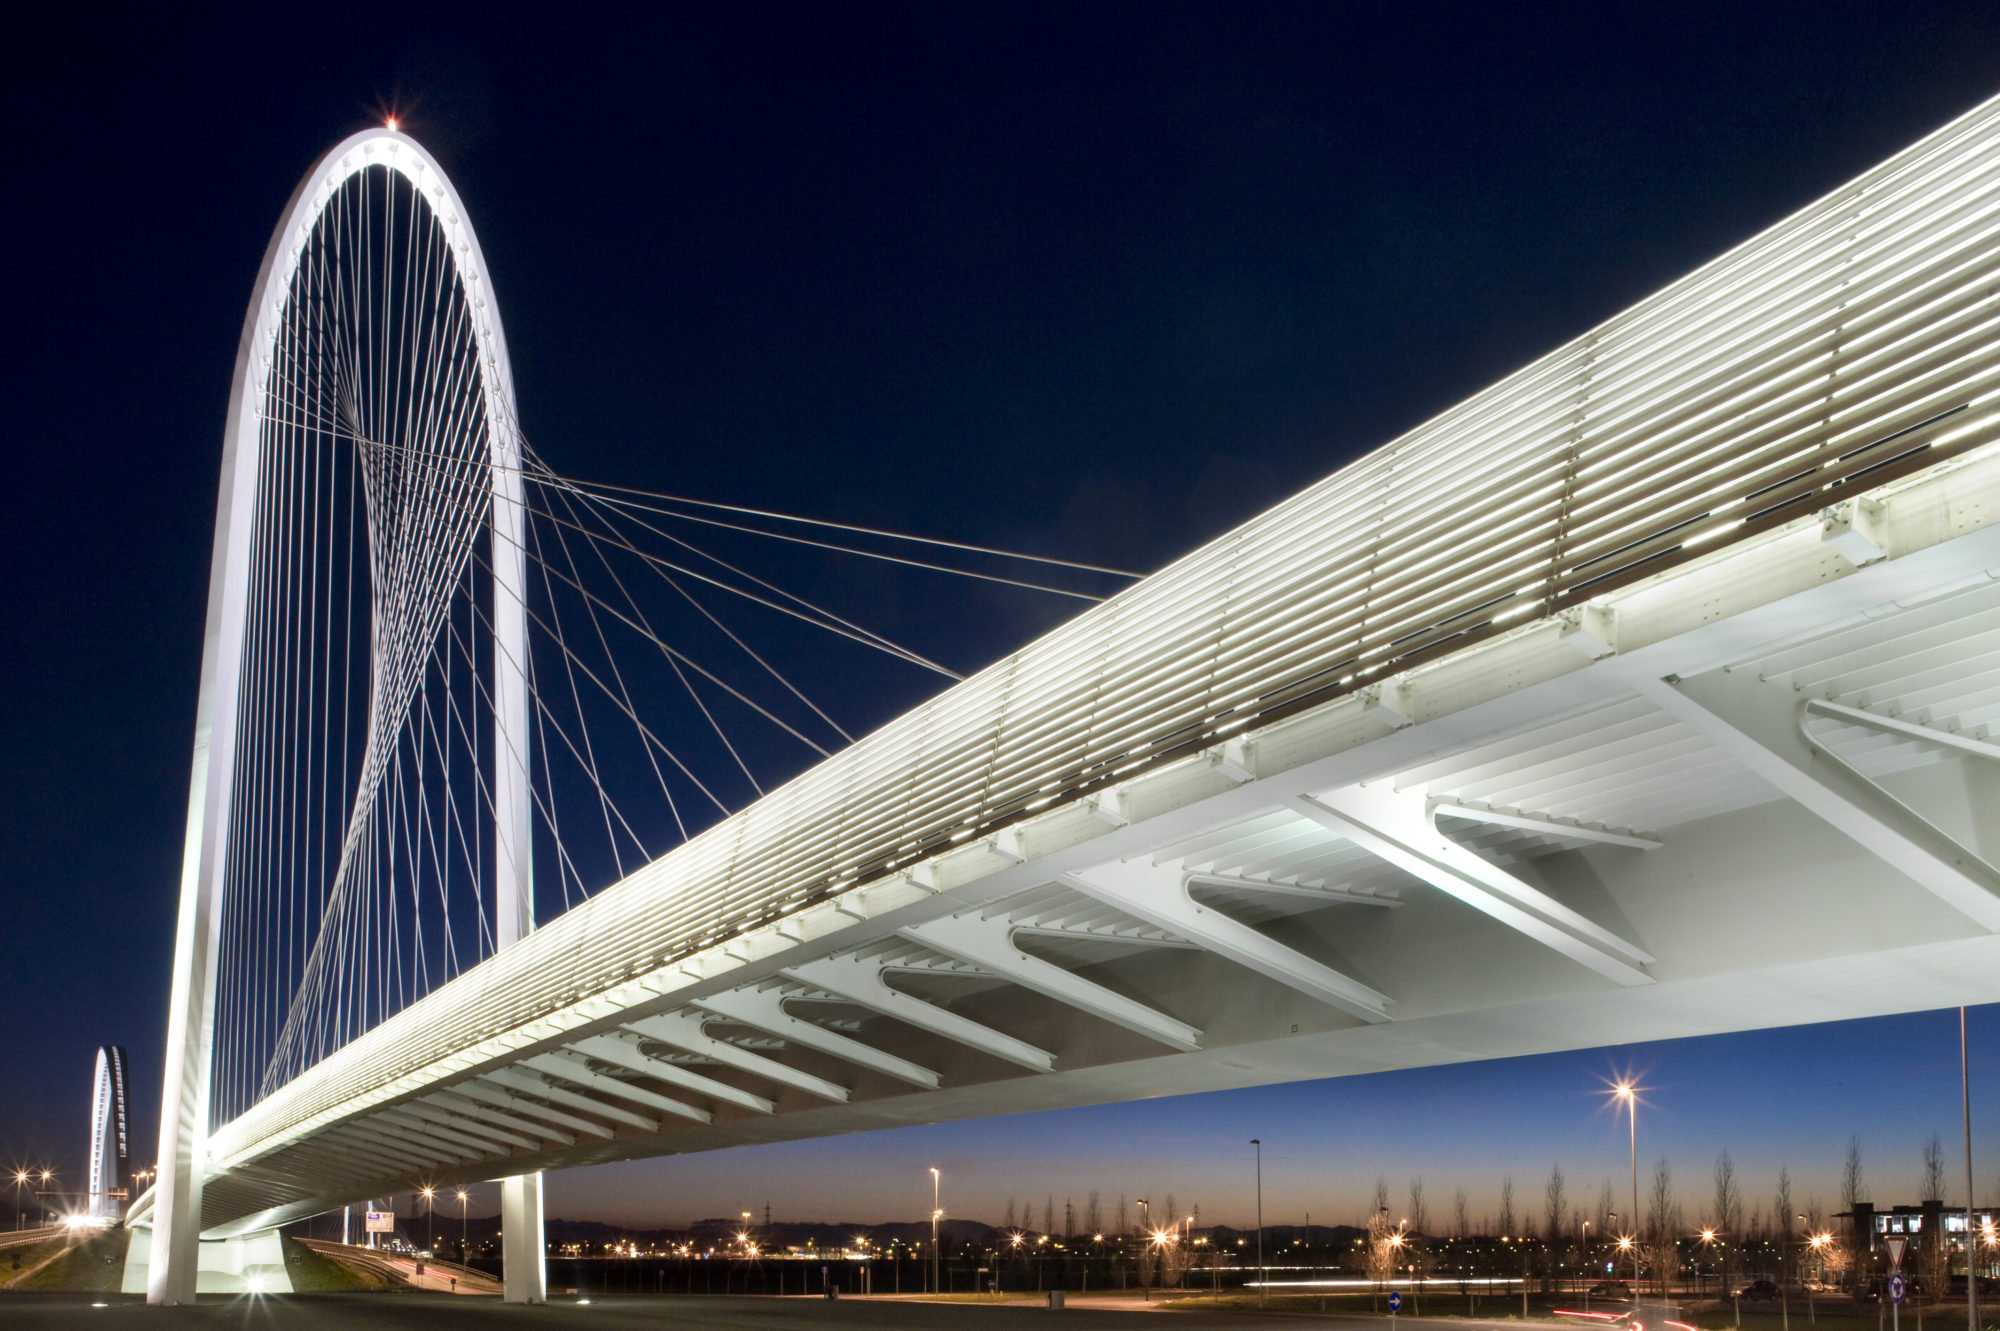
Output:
1546 1165 1569 1247
1920 1132 1947 1202
1841 1138 1865 1212
1598 1180 1615 1233
1004 1198 1018 1229
1116 1196 1129 1238
1409 1178 1429 1235
1647 1159 1680 1296
1374 1178 1391 1217
1084 1192 1101 1237
1773 1168 1794 1289
1454 1189 1471 1239
1367 1205 1400 1291
1713 1152 1743 1291
1920 1134 1950 1296
1498 1177 1516 1238
1044 1196 1056 1238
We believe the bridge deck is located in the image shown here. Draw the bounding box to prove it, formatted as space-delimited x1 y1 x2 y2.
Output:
161 95 2000 1237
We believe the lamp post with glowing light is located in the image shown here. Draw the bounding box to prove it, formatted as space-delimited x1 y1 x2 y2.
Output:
36 1170 53 1229
1806 1229 1831 1322
1698 1228 1717 1299
1580 1220 1592 1308
1250 1141 1265 1309
422 1187 435 1253
929 1167 941 1295
458 1189 469 1261
1611 1082 1640 1291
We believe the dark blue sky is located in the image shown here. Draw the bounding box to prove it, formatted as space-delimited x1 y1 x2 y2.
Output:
4 2 2000 1224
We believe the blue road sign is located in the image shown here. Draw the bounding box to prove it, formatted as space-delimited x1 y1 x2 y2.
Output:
1889 1274 1906 1304
1389 1292 1404 1312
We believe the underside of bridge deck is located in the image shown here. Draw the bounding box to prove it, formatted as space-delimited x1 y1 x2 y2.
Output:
185 444 2000 1238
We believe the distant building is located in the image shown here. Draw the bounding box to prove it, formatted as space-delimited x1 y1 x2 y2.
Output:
1838 1201 1999 1276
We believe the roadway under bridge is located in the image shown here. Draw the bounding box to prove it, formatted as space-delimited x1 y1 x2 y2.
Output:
132 96 2000 1293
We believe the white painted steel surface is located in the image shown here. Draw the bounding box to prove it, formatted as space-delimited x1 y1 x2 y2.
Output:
147 126 541 1302
146 99 2000 1242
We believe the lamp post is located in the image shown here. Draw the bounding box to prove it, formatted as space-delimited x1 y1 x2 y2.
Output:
1805 1230 1827 1323
1612 1082 1640 1291
1250 1140 1265 1309
12 1171 26 1232
930 1167 941 1296
1581 1219 1592 1309
37 1170 53 1228
1699 1228 1717 1300
458 1189 469 1262
422 1187 435 1254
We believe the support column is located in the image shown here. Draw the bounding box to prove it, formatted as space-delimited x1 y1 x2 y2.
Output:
490 409 546 1305
502 1174 548 1305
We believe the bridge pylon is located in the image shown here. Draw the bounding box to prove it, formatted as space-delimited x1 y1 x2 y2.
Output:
147 124 542 1304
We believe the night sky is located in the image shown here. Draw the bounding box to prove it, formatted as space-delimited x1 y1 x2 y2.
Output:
4 3 2000 1230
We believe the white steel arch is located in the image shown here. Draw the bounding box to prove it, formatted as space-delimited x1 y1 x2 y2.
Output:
148 127 539 1305
88 1046 129 1222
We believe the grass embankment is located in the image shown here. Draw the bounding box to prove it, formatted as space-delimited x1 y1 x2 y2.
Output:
283 1236 392 1291
1155 1293 1986 1330
908 1292 1045 1304
3 1229 127 1292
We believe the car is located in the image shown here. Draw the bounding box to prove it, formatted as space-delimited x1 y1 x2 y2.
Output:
1586 1280 1634 1299
1735 1281 1782 1301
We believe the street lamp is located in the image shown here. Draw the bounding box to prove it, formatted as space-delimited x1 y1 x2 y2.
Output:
929 1167 941 1295
1580 1219 1593 1308
36 1170 53 1228
1250 1140 1265 1310
1699 1228 1717 1298
422 1187 435 1254
458 1189 469 1261
1610 1081 1640 1291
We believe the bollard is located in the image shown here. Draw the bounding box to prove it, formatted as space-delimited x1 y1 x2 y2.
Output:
1047 1290 1065 1309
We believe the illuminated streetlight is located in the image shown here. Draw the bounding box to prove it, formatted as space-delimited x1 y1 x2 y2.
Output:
1608 1081 1641 1290
929 1167 941 1295
458 1190 469 1261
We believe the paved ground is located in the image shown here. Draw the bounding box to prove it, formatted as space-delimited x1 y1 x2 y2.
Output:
0 1292 1557 1329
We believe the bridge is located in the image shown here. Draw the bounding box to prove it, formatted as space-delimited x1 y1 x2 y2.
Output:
130 97 2000 1303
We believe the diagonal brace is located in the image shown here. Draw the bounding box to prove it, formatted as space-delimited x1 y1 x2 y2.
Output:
899 912 1202 1051
1295 785 1654 986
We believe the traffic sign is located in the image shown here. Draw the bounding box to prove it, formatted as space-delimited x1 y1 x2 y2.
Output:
364 1210 394 1234
1389 1292 1404 1313
1889 1274 1906 1304
1885 1235 1907 1268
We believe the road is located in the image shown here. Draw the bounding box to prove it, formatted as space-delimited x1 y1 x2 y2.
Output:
0 1291 1587 1329
296 1238 502 1295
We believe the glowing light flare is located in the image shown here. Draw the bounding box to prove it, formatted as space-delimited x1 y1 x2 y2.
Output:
386 117 399 132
